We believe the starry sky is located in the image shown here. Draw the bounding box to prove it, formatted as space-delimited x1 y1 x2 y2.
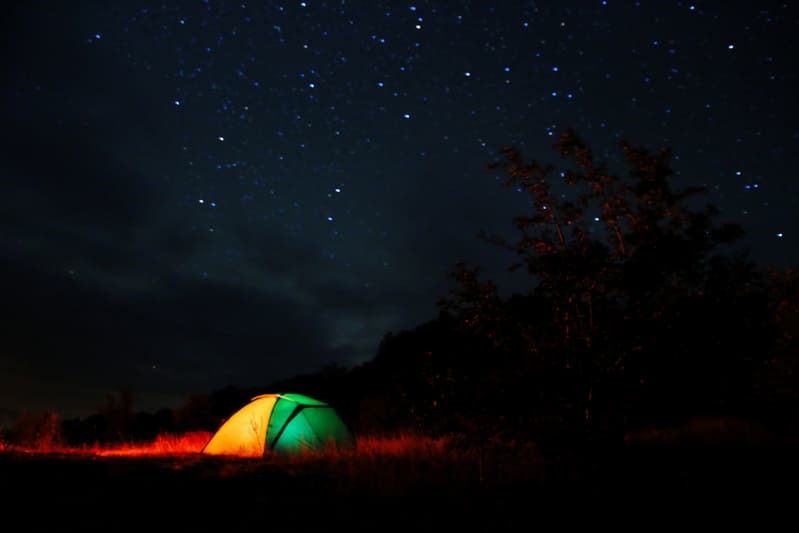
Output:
2 0 797 421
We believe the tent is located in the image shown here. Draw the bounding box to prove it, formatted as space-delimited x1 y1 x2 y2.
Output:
201 393 354 457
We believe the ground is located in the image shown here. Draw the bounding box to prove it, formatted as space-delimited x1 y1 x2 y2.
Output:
2 436 795 531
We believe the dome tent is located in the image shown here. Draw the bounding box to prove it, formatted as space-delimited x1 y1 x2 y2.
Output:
201 393 354 457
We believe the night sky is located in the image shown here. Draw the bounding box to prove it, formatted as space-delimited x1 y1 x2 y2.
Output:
2 1 797 421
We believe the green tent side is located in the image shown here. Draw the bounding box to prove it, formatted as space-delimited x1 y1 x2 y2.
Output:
281 393 328 406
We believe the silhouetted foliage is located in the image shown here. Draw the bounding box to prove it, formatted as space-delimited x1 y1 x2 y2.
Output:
174 385 253 432
432 130 779 452
7 411 63 449
97 388 135 443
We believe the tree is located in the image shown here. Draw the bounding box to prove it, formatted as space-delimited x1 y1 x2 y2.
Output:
439 130 764 448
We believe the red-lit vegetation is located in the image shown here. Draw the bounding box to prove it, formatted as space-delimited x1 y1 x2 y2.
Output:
0 427 547 489
0 430 454 459
0 428 208 457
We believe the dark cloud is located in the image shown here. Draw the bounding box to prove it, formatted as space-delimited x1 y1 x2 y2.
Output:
0 248 355 417
0 122 151 235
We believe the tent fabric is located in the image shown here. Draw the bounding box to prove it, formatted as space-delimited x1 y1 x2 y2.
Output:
202 393 354 457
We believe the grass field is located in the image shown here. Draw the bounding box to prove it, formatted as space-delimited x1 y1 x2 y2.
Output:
1 424 795 530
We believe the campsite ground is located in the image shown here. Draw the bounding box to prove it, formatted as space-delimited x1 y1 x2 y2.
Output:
2 428 796 531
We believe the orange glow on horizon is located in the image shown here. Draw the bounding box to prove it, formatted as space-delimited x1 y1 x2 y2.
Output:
1 431 450 460
0 431 213 458
94 431 214 457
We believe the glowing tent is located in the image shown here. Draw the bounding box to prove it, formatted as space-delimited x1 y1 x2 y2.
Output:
201 393 354 457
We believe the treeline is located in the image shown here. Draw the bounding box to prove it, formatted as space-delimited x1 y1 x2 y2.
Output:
4 131 797 453
337 130 799 450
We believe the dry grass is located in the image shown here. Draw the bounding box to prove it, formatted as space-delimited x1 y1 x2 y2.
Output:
93 430 214 456
0 429 545 488
0 432 561 531
0 430 211 457
0 429 456 459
